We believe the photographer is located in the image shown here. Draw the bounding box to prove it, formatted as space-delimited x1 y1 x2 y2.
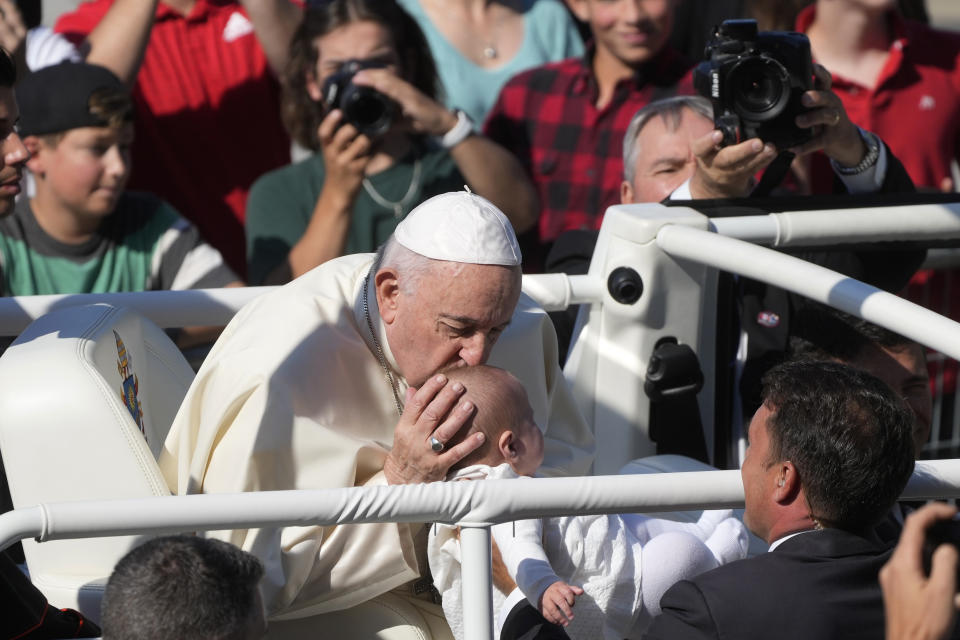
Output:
880 503 960 640
245 0 537 285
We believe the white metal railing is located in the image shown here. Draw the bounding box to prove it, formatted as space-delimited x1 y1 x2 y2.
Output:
0 203 951 334
656 223 960 362
0 277 604 335
708 202 960 246
3 461 960 640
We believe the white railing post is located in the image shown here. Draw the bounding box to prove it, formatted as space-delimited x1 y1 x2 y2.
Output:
460 525 494 640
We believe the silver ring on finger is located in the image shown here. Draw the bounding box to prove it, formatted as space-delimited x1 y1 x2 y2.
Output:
429 435 444 453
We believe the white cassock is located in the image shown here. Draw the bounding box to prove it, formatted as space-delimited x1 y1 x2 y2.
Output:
159 252 595 619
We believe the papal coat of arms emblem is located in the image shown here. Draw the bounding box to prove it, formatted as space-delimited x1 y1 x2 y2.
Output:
114 330 146 440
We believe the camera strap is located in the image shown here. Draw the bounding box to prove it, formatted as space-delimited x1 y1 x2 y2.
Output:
750 151 795 198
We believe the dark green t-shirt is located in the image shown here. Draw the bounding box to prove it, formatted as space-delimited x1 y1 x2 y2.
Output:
245 144 464 285
0 192 237 296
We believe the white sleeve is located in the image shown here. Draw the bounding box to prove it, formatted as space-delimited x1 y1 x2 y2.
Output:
830 136 888 194
26 26 82 71
492 518 561 609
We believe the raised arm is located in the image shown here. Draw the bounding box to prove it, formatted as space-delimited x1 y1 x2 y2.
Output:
83 0 159 85
238 0 304 77
352 68 540 234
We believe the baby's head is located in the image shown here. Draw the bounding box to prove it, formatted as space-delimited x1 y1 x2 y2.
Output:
444 365 544 476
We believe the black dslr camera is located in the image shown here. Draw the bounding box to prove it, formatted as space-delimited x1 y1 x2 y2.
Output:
694 19 814 149
321 59 398 138
923 517 960 585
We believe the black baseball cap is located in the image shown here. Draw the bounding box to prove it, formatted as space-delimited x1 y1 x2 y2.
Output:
16 62 129 137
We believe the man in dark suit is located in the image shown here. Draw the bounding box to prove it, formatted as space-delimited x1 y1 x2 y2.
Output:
644 359 917 639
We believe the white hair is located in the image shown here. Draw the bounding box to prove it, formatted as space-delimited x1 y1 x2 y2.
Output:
374 236 441 294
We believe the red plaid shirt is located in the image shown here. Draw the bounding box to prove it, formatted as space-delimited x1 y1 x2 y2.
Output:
484 47 693 260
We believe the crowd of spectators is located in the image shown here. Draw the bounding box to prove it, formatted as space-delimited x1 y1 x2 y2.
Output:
3 0 960 638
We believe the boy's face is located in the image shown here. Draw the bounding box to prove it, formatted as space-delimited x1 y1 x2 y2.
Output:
0 87 29 216
569 0 674 69
30 124 133 218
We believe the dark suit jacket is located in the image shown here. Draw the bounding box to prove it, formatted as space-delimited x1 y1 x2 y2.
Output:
644 528 892 640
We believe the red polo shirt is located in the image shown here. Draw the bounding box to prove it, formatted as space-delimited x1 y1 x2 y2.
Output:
55 0 293 277
796 5 960 192
797 5 960 404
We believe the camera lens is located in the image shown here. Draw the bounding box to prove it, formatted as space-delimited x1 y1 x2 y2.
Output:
728 57 791 121
342 85 396 138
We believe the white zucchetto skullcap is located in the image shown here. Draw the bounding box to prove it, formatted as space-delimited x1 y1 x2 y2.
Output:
394 191 522 266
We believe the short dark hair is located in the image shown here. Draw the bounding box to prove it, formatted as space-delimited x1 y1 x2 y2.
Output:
0 48 15 88
761 360 915 532
101 535 265 640
789 304 917 363
282 0 440 150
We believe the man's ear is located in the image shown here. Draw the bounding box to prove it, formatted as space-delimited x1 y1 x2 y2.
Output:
621 179 635 204
773 461 799 503
374 267 401 324
24 136 44 175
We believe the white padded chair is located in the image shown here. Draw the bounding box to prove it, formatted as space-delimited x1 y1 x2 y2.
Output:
0 303 195 622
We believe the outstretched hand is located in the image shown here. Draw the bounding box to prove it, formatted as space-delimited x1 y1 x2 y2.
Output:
539 580 584 627
383 374 484 485
688 131 777 199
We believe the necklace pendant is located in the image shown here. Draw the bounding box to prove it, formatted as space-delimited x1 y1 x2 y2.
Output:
394 204 403 219
483 45 497 59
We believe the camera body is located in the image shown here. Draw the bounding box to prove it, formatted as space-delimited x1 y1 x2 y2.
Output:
321 59 398 138
694 19 814 149
923 517 960 584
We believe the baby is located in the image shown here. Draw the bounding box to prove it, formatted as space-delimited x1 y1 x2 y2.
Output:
427 365 749 640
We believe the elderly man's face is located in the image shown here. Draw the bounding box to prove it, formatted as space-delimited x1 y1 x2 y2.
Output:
621 107 714 204
741 403 781 541
382 262 522 388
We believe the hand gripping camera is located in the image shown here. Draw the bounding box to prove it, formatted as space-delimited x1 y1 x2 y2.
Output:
694 19 815 149
321 59 398 138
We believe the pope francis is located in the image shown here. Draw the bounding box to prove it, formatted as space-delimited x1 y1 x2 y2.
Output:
159 191 595 636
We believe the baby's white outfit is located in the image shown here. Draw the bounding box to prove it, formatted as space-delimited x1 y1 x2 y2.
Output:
427 463 749 640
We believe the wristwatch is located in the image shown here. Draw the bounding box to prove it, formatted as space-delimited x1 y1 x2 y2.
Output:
438 109 474 149
834 127 881 176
